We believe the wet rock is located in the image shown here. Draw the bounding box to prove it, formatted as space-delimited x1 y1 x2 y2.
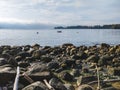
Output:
77 84 93 90
49 78 67 90
22 81 49 90
60 71 74 81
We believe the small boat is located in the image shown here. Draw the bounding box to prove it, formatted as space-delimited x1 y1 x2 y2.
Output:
36 32 39 34
57 31 62 33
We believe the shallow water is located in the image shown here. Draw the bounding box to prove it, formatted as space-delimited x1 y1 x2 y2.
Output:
0 29 120 46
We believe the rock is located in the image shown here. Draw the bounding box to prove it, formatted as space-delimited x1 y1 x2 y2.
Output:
71 69 80 77
24 45 31 51
25 64 52 81
49 78 67 90
0 64 16 85
86 54 99 63
8 57 18 67
22 81 49 90
40 56 52 63
101 43 110 48
32 50 41 59
102 87 117 90
77 76 97 85
62 43 74 47
17 51 31 59
0 58 8 65
98 55 113 66
108 67 120 76
47 61 59 69
71 55 81 60
63 59 75 68
18 62 30 68
77 84 93 90
15 56 22 62
1 53 11 60
64 84 75 90
32 44 40 50
77 52 88 59
60 71 74 81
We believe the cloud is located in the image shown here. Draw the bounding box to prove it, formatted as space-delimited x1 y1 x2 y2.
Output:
0 0 120 25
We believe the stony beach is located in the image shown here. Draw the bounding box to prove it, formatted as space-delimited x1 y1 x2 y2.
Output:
0 43 120 90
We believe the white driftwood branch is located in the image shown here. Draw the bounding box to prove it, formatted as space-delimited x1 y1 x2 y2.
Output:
13 66 20 90
43 79 55 90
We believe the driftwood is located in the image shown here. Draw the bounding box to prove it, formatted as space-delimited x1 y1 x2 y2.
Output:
43 79 55 90
13 66 20 90
23 73 34 84
96 65 100 90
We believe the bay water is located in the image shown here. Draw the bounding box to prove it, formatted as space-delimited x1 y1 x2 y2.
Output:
0 29 120 46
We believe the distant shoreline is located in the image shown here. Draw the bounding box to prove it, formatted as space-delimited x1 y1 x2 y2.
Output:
54 24 120 29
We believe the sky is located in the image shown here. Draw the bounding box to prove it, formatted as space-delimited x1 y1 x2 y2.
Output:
0 0 120 26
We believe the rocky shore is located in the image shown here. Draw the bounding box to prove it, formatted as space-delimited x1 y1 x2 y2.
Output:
0 43 120 90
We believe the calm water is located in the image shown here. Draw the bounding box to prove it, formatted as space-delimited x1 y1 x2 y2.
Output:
0 29 120 46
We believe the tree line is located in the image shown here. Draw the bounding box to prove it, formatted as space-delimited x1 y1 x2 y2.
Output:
54 24 120 29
